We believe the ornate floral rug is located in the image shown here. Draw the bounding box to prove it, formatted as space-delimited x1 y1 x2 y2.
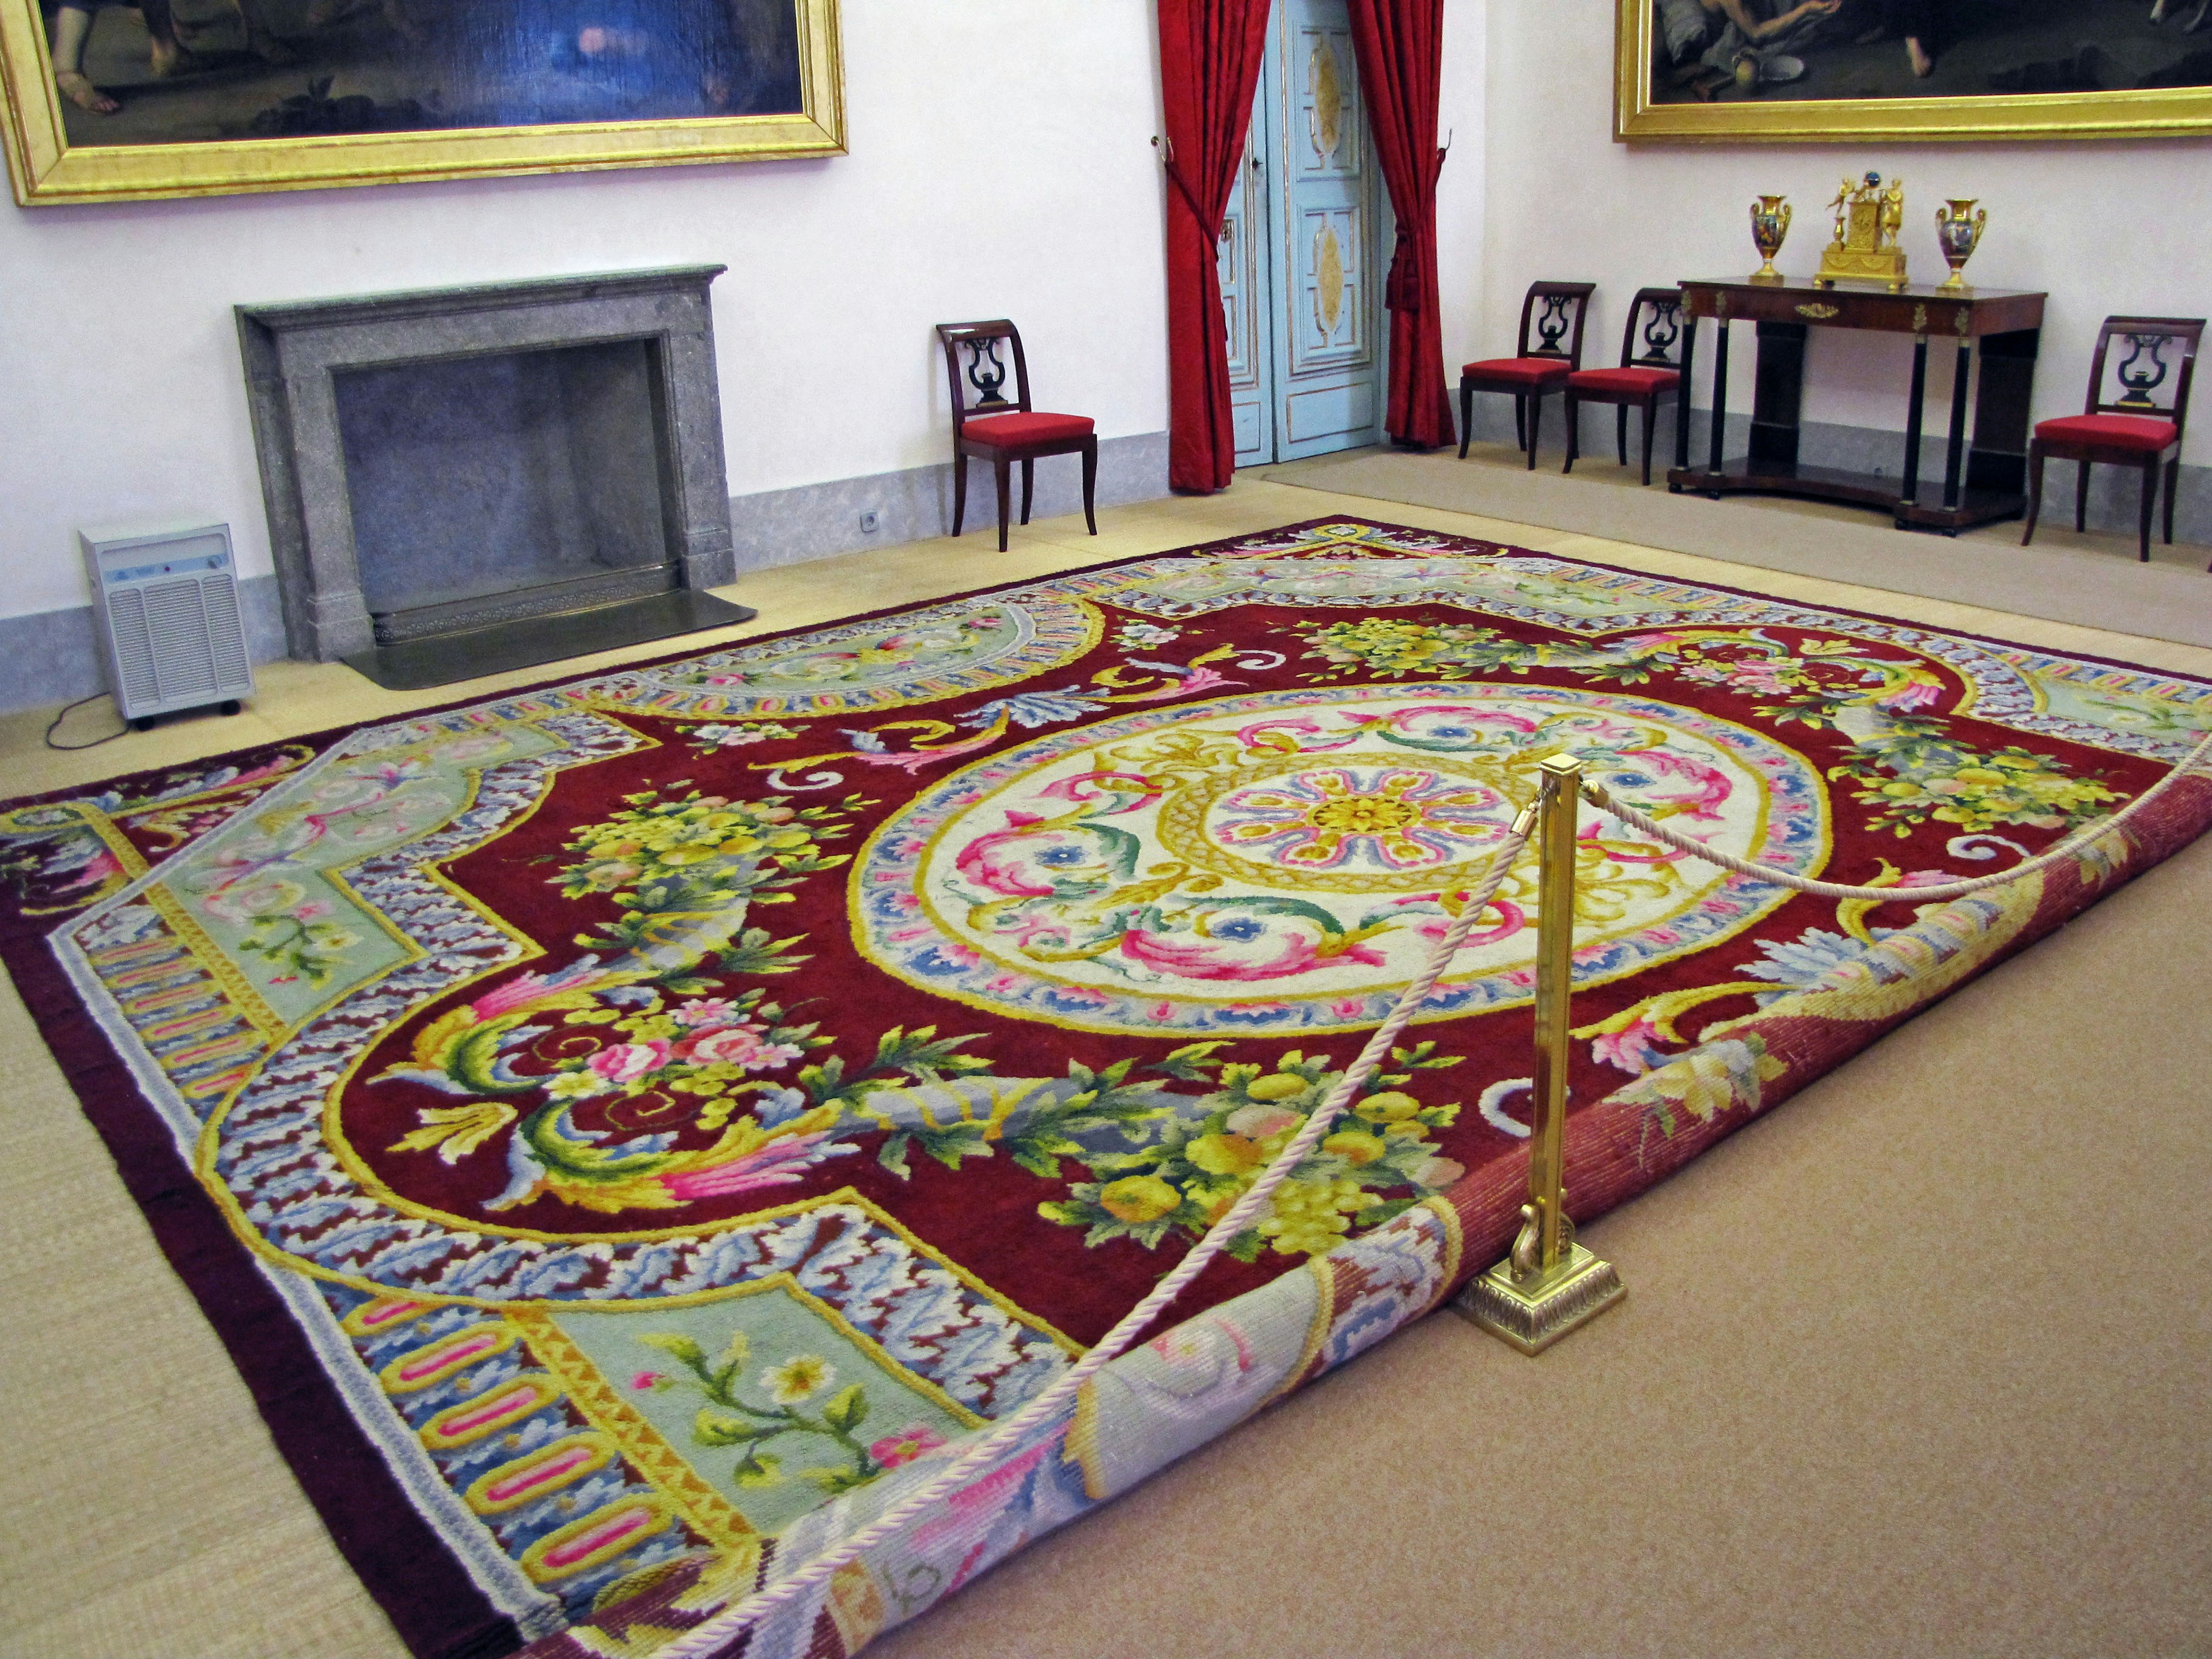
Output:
6 518 2209 1659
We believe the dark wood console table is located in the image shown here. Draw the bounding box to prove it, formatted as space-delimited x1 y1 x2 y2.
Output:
1668 279 2047 532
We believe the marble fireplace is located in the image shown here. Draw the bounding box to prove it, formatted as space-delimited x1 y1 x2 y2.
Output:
237 266 749 690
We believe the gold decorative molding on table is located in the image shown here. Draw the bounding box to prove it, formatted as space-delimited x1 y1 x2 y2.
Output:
1453 756 1626 1356
1748 194 1791 283
1796 302 1839 320
1816 172 1908 291
0 0 846 204
1613 0 2212 143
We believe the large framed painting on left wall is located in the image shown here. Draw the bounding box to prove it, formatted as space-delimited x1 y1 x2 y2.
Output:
0 0 843 204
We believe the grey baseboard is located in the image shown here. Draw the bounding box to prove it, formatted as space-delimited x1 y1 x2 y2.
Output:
0 432 1174 718
1461 400 2211 544
725 430 1171 573
0 574 289 719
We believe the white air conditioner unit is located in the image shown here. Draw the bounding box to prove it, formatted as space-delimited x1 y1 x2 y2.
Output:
79 520 255 728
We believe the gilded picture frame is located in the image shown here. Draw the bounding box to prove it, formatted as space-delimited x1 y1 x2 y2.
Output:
1617 0 2212 143
1 0 843 205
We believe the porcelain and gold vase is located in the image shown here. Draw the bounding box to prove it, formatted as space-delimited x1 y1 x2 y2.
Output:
1936 198 1988 291
1749 194 1791 283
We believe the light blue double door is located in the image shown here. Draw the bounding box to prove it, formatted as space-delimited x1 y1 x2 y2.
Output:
1221 0 1389 468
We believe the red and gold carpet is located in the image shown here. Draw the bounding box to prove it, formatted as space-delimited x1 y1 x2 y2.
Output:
5 518 2207 1659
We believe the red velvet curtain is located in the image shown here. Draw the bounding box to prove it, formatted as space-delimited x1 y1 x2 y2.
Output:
1346 0 1453 450
1157 0 1274 493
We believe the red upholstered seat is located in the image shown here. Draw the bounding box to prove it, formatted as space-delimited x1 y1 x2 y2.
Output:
1569 365 1680 396
1461 356 1572 385
1459 284 1596 472
961 411 1095 447
2032 413 2179 453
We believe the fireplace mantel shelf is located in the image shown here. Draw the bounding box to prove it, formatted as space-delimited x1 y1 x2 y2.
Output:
237 264 730 336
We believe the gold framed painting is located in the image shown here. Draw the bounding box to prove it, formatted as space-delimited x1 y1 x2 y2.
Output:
1618 0 2212 142
1 0 842 204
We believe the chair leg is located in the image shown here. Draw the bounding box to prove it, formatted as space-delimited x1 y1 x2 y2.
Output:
2140 456 2158 562
2075 460 2091 533
1080 438 1098 536
1640 399 1657 487
1514 395 1527 454
1019 458 1034 526
2021 443 2045 546
1562 393 1579 475
2165 456 2180 544
1616 405 1630 467
951 452 968 537
1525 390 1544 471
1458 380 1473 460
994 456 1012 553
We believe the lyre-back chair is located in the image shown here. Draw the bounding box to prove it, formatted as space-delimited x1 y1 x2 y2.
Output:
1564 287 1685 487
2022 315 2203 562
1458 281 1597 471
935 320 1098 553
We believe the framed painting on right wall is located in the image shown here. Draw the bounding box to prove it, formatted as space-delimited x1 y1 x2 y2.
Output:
1618 0 2212 142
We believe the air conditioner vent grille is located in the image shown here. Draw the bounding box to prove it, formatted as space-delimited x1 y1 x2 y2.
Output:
202 575 251 689
105 588 160 711
143 578 219 702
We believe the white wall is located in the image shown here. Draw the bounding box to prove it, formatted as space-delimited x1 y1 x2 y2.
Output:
1434 0 1490 392
27 0 2192 635
0 0 1168 623
1459 0 2212 464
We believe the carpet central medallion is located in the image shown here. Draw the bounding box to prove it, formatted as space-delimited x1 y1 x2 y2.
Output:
1183 757 1508 882
854 683 1829 1033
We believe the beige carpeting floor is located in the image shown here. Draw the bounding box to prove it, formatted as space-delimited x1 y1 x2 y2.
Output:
1260 444 2212 649
2 480 2207 1659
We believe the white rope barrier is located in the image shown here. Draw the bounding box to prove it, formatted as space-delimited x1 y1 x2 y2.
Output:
643 824 1536 1659
1583 726 2212 906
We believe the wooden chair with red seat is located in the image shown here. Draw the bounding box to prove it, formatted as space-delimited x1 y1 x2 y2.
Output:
935 320 1098 554
1563 286 1685 486
1458 281 1597 471
2022 315 2203 562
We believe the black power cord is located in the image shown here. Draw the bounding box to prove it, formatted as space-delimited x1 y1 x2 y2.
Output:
43 692 130 752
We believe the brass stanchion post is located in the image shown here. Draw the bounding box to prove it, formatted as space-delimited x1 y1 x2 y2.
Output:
1454 754 1626 1354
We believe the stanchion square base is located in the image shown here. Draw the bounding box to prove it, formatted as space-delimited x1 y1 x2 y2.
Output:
1451 1244 1625 1355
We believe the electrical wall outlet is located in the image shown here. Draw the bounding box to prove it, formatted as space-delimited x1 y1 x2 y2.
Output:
859 509 881 534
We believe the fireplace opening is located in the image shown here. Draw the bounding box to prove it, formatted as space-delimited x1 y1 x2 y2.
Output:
335 339 679 646
238 266 751 693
